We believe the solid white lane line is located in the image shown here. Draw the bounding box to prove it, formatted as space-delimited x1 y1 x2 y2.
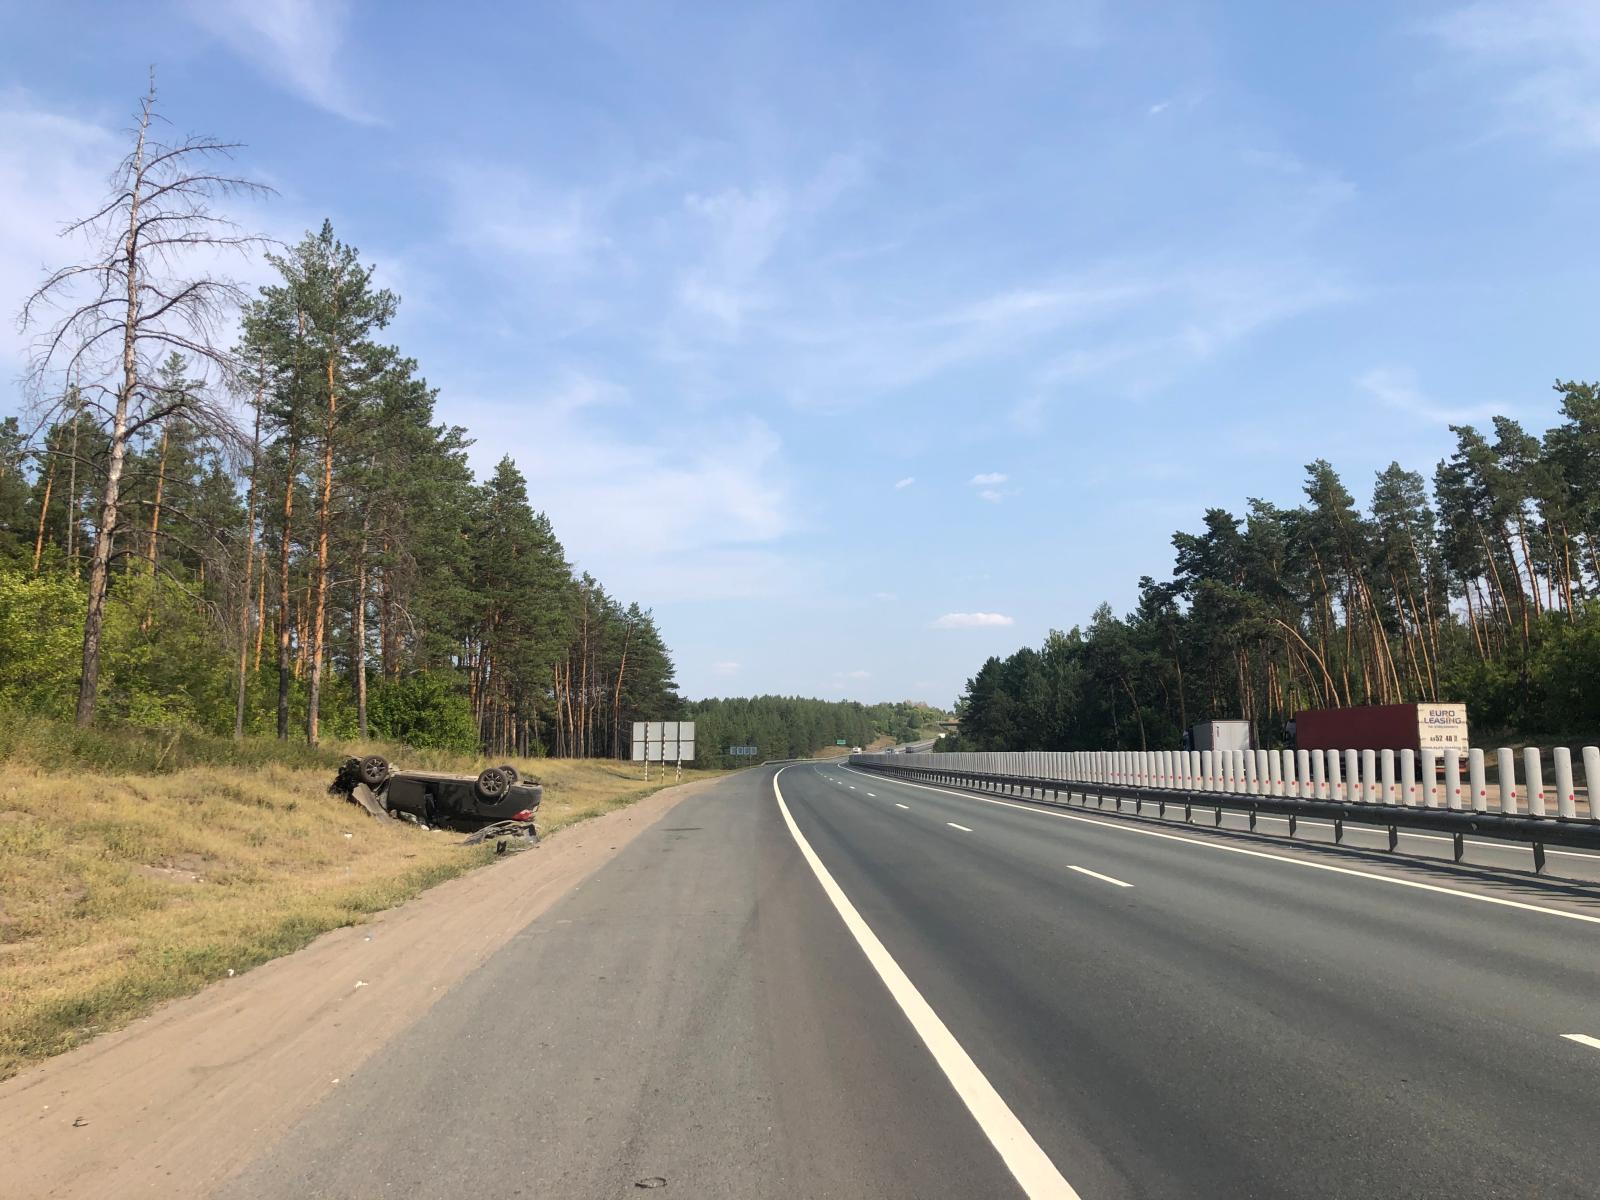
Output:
947 822 974 833
1562 1034 1600 1051
773 768 1079 1200
838 766 1600 929
1068 865 1132 889
895 803 910 810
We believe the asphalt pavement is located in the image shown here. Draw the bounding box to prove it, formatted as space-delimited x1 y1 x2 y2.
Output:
220 761 1600 1199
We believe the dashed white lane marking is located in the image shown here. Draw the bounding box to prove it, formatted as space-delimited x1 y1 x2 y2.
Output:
1562 1034 1600 1051
947 822 974 833
866 792 876 797
837 766 1600 930
895 803 910 810
773 768 1080 1199
1067 865 1132 888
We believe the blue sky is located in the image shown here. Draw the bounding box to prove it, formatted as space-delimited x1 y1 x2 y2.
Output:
4 1 1600 706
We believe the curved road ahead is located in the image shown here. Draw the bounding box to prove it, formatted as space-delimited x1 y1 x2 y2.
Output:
222 762 1600 1199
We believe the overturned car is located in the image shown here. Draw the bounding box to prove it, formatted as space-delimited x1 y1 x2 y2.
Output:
331 755 543 843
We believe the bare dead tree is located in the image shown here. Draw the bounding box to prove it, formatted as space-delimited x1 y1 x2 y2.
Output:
16 75 271 726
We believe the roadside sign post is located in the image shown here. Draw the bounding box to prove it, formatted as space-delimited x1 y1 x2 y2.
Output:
631 721 697 781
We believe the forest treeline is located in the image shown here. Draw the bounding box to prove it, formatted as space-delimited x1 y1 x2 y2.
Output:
0 87 675 755
685 697 948 764
945 385 1600 754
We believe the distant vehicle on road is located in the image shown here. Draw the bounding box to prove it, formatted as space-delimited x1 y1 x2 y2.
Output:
851 746 862 753
1185 720 1253 753
1293 703 1469 754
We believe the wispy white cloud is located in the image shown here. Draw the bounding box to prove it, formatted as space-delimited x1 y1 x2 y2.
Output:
1356 366 1501 425
183 0 378 124
444 165 612 270
450 371 794 603
0 96 116 372
970 472 1008 485
930 612 1015 629
978 489 1004 503
894 476 916 489
1429 1 1600 149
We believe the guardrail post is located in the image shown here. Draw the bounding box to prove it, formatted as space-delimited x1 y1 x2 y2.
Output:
1327 748 1341 801
1400 749 1416 807
1525 747 1547 818
1244 749 1259 794
1200 750 1214 793
1584 747 1600 822
1498 748 1518 814
1344 749 1360 804
1381 749 1396 807
1420 748 1438 807
1360 749 1377 804
1313 749 1327 799
1468 749 1487 813
1444 749 1462 811
1554 747 1577 820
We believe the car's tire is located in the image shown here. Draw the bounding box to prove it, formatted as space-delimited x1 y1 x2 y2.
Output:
497 764 520 785
359 755 391 788
473 767 510 804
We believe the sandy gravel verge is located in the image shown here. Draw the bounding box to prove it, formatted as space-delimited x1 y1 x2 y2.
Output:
0 774 720 1199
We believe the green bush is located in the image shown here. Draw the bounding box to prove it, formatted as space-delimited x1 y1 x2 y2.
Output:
0 570 86 715
368 672 478 752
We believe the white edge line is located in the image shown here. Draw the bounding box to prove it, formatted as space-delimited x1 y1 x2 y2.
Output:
1562 1033 1600 1050
837 765 1600 929
1067 865 1133 889
947 822 974 832
774 767 1079 1199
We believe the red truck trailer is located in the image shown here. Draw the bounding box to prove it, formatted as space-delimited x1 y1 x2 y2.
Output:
1292 703 1469 753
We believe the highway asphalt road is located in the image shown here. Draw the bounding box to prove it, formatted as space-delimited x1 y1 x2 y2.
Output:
221 761 1600 1199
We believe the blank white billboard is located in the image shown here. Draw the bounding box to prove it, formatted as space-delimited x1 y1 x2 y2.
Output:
631 720 696 762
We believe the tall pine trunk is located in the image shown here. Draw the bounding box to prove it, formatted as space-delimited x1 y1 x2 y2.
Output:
306 351 337 746
235 392 261 739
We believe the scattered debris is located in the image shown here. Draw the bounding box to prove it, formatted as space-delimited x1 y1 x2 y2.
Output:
353 980 367 989
226 969 234 977
72 1117 88 1128
635 1178 666 1189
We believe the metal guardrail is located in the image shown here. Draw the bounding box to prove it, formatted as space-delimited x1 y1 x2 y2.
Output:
850 759 1600 874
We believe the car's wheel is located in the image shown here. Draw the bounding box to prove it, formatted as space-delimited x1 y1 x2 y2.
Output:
474 767 510 804
359 755 391 788
497 764 520 785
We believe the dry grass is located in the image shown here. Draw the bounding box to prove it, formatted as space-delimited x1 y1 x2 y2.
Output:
0 751 724 1080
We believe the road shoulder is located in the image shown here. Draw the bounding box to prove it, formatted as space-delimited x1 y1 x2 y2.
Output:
0 773 719 1200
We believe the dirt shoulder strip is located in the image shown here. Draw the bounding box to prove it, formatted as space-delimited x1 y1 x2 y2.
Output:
0 773 720 1199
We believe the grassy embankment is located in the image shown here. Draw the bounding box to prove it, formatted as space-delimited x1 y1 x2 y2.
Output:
0 715 723 1080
